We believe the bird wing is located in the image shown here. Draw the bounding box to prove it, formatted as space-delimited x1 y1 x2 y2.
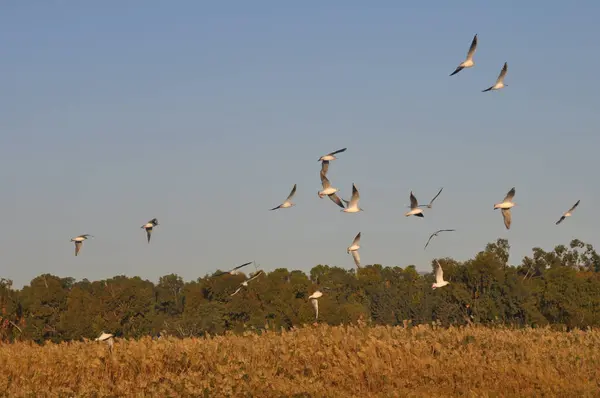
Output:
424 233 436 250
466 34 478 60
328 193 345 208
232 261 253 271
320 160 329 176
320 171 331 189
230 286 243 297
269 205 282 211
409 191 419 209
74 241 82 256
285 184 297 202
501 208 512 229
328 147 347 156
146 227 153 243
349 183 360 207
351 250 361 268
351 232 361 246
246 269 264 283
556 216 565 225
567 200 580 214
435 261 444 284
503 187 516 202
496 62 508 83
428 187 443 206
449 66 464 76
310 298 319 320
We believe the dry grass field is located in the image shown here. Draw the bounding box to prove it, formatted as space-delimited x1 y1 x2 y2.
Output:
0 324 599 397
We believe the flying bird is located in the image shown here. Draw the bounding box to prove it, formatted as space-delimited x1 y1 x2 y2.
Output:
95 331 114 351
493 187 516 229
270 184 297 210
347 232 361 268
482 62 508 92
318 171 344 209
141 218 159 243
424 229 456 250
405 192 424 217
214 261 253 277
230 270 264 297
449 34 478 76
556 200 580 225
308 290 323 321
318 147 347 162
342 183 363 213
419 188 444 209
432 260 450 290
71 234 93 256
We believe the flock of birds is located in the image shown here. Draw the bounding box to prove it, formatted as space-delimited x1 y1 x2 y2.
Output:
86 34 585 346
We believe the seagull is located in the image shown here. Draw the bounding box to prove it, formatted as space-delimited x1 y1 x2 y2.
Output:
95 331 114 350
214 261 253 277
230 270 264 297
556 200 580 225
482 62 508 92
405 192 424 217
141 218 159 243
70 234 93 256
270 184 297 210
424 229 456 250
493 187 516 229
432 260 450 290
342 183 363 213
347 232 361 268
449 34 478 76
318 147 347 162
418 188 444 209
318 171 344 209
308 290 323 320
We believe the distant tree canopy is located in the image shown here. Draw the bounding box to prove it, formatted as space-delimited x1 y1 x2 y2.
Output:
2 238 600 343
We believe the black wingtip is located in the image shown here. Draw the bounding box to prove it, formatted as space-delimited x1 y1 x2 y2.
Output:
416 213 424 218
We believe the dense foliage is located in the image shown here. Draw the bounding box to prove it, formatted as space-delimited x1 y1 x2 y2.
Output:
1 238 600 343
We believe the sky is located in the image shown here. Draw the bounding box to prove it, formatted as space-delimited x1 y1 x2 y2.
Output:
1 1 599 288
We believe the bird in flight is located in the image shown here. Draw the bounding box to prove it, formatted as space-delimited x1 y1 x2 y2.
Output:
141 218 159 243
71 234 93 256
318 171 344 209
494 187 516 229
347 232 361 268
418 187 444 209
342 183 363 213
405 191 424 218
270 184 297 210
214 261 253 277
230 270 264 297
482 62 508 92
308 290 323 321
318 147 347 162
556 200 580 225
424 229 456 250
449 34 478 76
432 260 450 290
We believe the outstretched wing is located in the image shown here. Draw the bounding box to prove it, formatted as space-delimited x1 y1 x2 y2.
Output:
428 187 443 206
145 227 153 243
466 34 478 60
327 147 347 156
501 208 512 230
424 233 435 250
74 241 82 256
247 269 264 283
435 261 444 284
503 187 515 202
230 286 243 297
351 232 361 247
567 200 580 214
328 193 345 209
351 250 361 268
320 171 331 189
286 184 297 202
349 183 360 207
320 160 329 176
233 261 253 272
409 191 419 209
497 62 508 83
310 298 319 320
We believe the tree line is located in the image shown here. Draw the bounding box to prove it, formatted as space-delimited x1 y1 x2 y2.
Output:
1 238 599 343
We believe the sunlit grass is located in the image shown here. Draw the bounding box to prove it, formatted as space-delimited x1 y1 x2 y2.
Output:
0 324 599 397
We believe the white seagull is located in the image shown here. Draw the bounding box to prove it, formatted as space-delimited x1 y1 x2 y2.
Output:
70 234 93 256
482 62 508 92
405 192 424 218
347 232 361 268
214 261 253 277
270 184 297 210
493 187 516 230
342 183 363 213
95 331 114 350
230 270 264 297
318 147 347 162
450 34 478 76
318 171 344 209
418 187 444 209
556 200 580 225
424 229 456 250
308 290 323 321
432 260 450 290
141 218 159 243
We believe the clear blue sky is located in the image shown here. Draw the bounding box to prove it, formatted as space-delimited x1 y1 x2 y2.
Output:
1 1 599 288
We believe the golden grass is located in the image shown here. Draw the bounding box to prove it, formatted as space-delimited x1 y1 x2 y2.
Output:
1 325 599 397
